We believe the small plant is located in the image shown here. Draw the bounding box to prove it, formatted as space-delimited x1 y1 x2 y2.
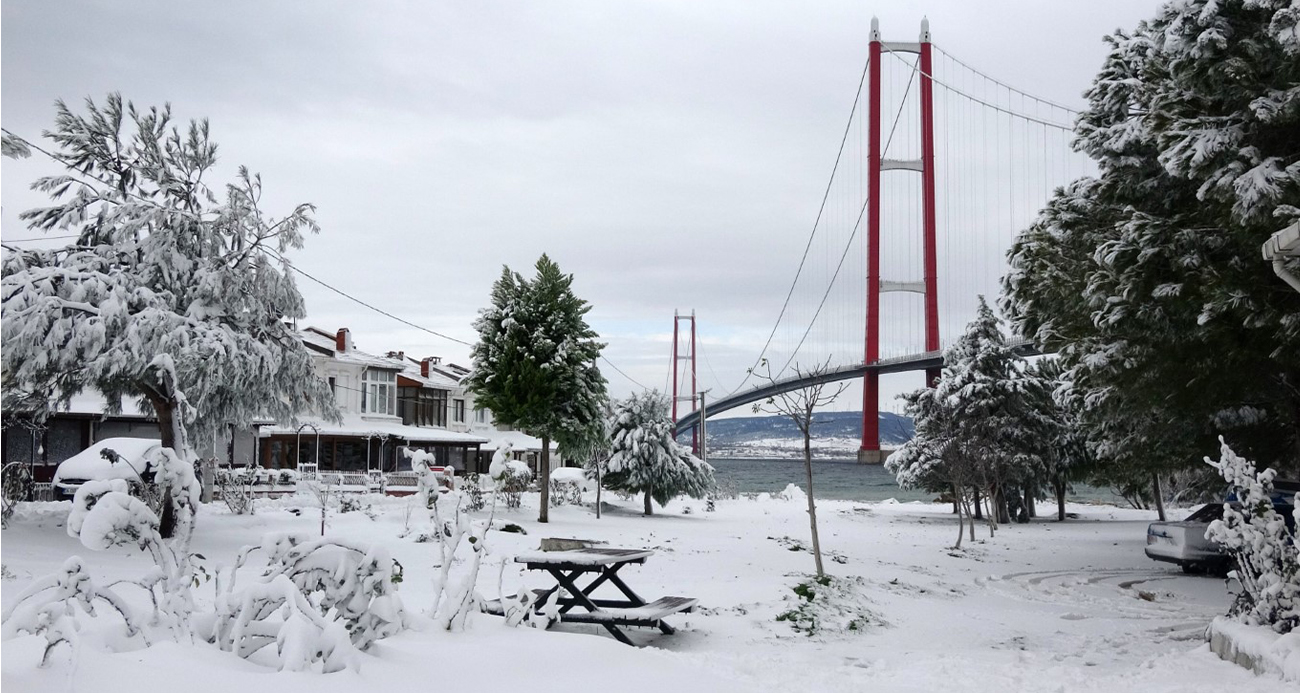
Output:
1 462 34 527
338 495 366 514
214 467 256 515
461 473 486 511
774 575 881 638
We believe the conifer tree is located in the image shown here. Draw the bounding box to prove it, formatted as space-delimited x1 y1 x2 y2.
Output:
466 254 608 523
600 391 714 516
1003 0 1300 479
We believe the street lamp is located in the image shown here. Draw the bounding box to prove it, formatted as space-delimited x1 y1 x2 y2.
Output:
1262 220 1300 294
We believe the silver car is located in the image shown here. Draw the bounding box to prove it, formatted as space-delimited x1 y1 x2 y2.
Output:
1144 503 1230 573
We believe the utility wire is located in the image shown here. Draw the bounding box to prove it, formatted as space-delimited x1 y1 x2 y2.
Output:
6 127 652 387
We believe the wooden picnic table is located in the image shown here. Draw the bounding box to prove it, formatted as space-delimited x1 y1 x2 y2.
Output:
511 547 697 646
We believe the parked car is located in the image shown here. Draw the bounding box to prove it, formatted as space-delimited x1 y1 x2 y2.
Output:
1145 503 1231 573
1145 481 1298 574
52 438 162 499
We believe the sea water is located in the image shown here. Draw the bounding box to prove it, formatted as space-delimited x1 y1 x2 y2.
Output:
709 457 1125 505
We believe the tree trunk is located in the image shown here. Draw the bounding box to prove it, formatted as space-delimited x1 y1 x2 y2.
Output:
1024 485 1036 519
995 486 1012 525
1151 472 1166 522
803 431 824 577
142 387 179 539
952 482 964 549
1055 477 1067 522
972 487 983 520
643 489 652 516
538 435 551 523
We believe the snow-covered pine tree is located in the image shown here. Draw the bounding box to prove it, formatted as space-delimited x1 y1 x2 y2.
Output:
887 383 974 546
935 298 1045 529
1 95 336 536
465 254 608 523
601 391 715 516
1003 0 1300 482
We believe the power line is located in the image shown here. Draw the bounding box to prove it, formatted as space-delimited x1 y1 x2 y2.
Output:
5 127 652 387
600 355 648 391
2 235 83 244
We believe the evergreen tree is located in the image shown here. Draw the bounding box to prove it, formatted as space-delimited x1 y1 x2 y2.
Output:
600 391 714 516
466 254 608 523
1003 0 1300 480
1 95 336 535
891 298 1047 537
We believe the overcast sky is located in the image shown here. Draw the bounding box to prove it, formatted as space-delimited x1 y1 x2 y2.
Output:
2 0 1165 416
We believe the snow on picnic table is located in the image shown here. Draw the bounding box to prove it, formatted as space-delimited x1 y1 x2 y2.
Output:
0 492 1280 692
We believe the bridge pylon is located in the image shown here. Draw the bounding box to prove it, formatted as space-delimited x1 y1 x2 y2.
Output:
670 311 699 454
860 17 942 463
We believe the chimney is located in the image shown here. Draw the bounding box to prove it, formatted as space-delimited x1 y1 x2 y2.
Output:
336 328 352 352
421 357 433 378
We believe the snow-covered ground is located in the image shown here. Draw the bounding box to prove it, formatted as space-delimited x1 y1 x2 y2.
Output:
0 491 1278 692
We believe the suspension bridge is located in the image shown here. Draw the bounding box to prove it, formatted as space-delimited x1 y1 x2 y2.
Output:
670 18 1089 462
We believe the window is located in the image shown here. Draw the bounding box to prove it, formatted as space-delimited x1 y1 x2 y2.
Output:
328 377 337 399
399 387 448 427
474 408 487 424
452 399 466 423
363 369 397 416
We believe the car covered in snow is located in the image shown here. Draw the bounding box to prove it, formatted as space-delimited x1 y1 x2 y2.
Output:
52 437 162 499
1145 481 1298 574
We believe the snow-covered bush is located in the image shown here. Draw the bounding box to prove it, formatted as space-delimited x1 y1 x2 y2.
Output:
549 478 584 507
1 461 35 527
600 391 715 516
488 444 532 511
1 556 145 665
215 467 257 515
1206 439 1299 634
409 449 494 630
461 473 486 511
203 534 403 672
774 575 884 637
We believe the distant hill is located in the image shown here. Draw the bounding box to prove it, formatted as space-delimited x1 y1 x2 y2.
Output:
681 411 913 459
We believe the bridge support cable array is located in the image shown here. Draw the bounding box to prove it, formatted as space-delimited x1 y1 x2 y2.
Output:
673 18 1090 451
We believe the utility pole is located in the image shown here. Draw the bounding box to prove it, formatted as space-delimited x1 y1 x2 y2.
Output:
698 389 711 464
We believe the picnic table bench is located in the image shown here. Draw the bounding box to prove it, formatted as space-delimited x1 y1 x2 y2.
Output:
489 546 697 646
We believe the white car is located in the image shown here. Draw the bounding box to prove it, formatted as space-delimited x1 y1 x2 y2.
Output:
52 438 162 499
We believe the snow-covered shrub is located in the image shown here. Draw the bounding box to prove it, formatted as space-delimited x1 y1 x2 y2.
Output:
774 575 884 637
62 450 200 638
206 534 405 672
215 467 257 515
601 391 716 515
2 556 145 665
1 461 34 527
488 442 531 510
549 478 583 507
409 449 494 630
1205 439 1299 634
461 473 486 511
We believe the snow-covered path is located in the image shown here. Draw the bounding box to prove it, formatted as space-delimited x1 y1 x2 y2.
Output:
1 493 1274 692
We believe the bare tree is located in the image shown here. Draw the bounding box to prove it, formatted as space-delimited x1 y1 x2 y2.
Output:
751 358 848 577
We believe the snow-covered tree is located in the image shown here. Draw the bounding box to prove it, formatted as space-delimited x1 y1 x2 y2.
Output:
751 358 848 576
1003 0 1300 482
466 254 608 523
1205 439 1299 634
601 391 715 516
1 95 337 534
890 299 1048 539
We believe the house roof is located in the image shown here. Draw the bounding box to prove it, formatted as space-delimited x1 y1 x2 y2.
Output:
260 414 490 445
300 326 402 370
